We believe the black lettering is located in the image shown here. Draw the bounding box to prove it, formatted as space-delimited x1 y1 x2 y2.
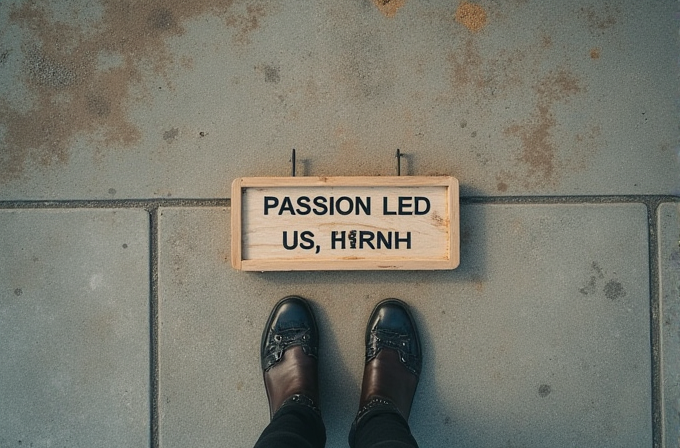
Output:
359 231 375 249
313 197 328 215
299 231 315 249
377 231 392 249
383 197 396 215
282 231 297 250
268 195 374 217
395 231 411 249
398 196 413 215
264 196 279 215
279 196 295 215
336 196 353 215
296 196 311 215
331 231 345 249
356 197 371 215
414 197 431 215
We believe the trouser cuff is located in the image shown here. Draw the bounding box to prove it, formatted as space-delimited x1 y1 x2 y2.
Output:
274 393 321 419
348 398 403 448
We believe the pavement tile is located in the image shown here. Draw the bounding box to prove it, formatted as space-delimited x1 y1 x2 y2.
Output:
1 0 678 200
658 202 680 448
158 203 651 448
0 209 150 447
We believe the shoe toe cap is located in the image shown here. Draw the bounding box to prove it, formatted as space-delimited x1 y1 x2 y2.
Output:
261 296 318 371
366 299 422 374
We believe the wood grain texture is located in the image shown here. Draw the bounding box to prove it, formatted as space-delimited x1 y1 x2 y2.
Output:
231 176 459 271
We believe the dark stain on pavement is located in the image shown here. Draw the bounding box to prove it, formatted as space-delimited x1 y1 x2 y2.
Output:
591 261 604 278
603 280 625 301
579 261 604 295
579 276 597 296
538 384 551 397
163 127 179 143
87 95 112 118
26 48 77 88
148 8 178 31
579 262 626 302
263 65 280 83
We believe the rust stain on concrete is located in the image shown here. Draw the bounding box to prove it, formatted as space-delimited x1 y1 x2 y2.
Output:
225 4 267 44
579 3 619 34
373 0 406 18
447 38 524 99
503 69 585 188
535 68 583 103
496 180 508 192
443 29 599 192
505 104 559 182
455 1 487 32
448 39 484 89
0 0 268 183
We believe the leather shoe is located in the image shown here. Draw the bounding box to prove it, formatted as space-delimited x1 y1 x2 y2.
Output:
358 298 421 421
261 296 319 418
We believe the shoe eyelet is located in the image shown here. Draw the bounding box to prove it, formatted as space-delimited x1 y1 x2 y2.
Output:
274 334 282 342
302 334 309 341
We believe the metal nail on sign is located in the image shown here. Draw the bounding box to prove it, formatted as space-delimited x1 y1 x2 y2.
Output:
231 176 459 271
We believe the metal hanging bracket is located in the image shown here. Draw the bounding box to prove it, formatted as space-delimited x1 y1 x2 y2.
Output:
289 148 405 176
396 149 404 176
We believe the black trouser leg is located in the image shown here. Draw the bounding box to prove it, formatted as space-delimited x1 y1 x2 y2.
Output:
254 403 326 448
349 405 419 448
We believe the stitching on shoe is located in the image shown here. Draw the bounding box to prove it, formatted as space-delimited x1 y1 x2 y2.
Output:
365 328 421 376
263 327 317 372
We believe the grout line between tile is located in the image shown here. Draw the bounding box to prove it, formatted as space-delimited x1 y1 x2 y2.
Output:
0 198 231 209
0 194 677 210
149 207 160 448
647 200 663 448
460 195 680 205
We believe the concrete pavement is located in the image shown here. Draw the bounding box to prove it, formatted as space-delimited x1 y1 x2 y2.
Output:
1 1 679 447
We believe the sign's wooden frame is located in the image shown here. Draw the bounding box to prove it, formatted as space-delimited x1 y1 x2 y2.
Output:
231 176 459 271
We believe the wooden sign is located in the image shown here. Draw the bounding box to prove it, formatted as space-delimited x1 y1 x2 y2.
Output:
231 176 459 271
